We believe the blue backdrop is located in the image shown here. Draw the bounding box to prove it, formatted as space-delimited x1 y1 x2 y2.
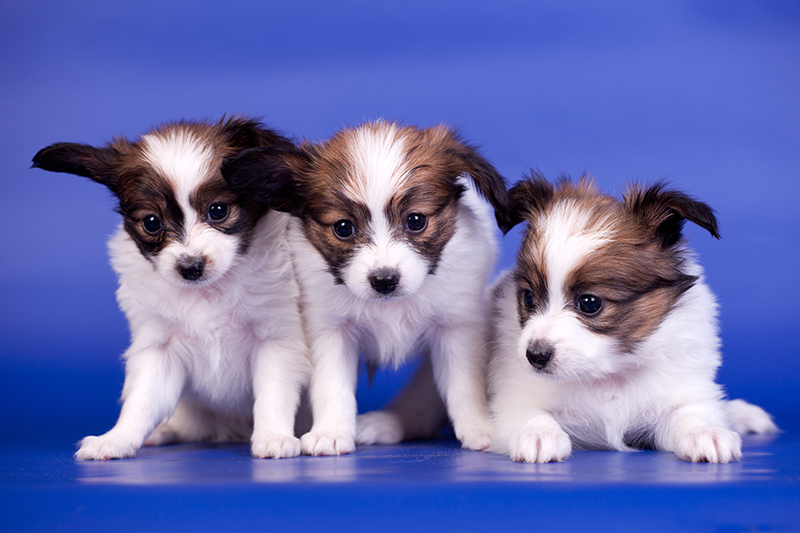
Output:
1 1 798 446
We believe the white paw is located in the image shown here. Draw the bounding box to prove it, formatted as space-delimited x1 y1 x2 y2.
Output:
300 431 355 456
75 433 139 460
356 411 404 445
455 419 493 451
509 427 572 463
727 399 779 434
251 434 302 459
674 426 742 463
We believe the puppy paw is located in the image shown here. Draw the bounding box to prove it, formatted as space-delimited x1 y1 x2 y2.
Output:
75 434 138 460
727 399 779 434
509 427 572 463
300 432 355 456
251 434 302 459
673 426 742 463
356 411 404 445
456 420 494 451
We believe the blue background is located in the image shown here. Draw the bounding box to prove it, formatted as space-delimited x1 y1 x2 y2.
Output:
1 2 799 530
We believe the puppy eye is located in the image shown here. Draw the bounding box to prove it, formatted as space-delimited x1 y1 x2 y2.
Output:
142 214 162 235
521 289 535 309
208 202 229 221
405 213 428 232
578 294 603 315
333 219 355 239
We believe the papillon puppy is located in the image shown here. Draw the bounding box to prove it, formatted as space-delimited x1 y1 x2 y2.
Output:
489 175 777 463
221 120 509 455
32 117 310 460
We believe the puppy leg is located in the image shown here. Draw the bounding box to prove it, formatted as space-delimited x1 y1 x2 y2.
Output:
76 347 184 460
143 396 216 446
429 324 493 451
726 399 779 434
356 354 447 445
658 404 742 463
300 328 360 456
251 337 310 459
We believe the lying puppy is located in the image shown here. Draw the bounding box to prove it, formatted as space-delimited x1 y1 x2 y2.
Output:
489 175 777 463
222 120 509 455
33 117 310 460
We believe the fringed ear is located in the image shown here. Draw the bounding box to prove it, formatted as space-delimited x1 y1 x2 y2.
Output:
221 146 310 216
504 172 555 233
31 142 121 194
218 116 296 151
437 130 511 233
624 182 720 248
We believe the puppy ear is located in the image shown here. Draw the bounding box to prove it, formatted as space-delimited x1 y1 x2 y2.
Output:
221 146 309 216
218 116 295 151
504 172 555 233
439 131 511 232
31 142 120 194
624 182 720 248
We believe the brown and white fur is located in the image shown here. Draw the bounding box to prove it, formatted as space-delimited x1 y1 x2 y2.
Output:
32 117 310 460
222 120 509 455
489 175 777 463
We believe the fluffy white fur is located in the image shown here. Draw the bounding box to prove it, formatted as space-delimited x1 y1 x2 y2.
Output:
488 183 777 464
80 212 309 460
289 128 499 455
39 125 310 460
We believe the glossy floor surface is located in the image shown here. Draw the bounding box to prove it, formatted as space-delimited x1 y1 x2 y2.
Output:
2 427 797 532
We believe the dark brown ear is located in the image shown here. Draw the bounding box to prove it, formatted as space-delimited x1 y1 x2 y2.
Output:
218 116 296 151
439 132 510 232
221 146 310 216
503 172 555 233
624 182 720 248
31 142 121 194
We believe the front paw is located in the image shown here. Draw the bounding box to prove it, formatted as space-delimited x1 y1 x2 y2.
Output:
75 434 139 460
300 431 355 456
673 426 742 463
356 411 404 445
251 434 302 459
509 427 572 463
455 419 493 451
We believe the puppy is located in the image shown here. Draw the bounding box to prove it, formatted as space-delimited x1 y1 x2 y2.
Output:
489 175 777 463
222 120 509 455
32 117 310 460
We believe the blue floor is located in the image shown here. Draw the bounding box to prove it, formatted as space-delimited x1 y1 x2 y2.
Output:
2 426 797 532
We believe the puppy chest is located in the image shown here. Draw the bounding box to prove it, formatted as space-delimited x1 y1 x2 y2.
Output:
170 328 259 406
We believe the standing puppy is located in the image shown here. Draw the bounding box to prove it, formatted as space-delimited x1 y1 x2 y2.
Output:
32 117 310 460
489 175 777 463
222 121 509 455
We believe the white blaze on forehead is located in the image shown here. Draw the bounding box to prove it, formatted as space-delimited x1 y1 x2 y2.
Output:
140 129 217 209
344 123 412 217
540 200 615 309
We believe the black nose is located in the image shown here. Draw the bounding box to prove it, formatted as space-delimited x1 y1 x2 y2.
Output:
369 270 400 295
526 344 553 370
178 258 205 281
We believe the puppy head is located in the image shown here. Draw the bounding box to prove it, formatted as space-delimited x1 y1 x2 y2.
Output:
503 174 719 381
222 120 508 300
32 117 294 287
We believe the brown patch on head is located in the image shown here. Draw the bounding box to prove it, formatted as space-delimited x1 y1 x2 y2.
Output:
512 176 618 325
264 121 505 278
510 175 714 351
32 116 293 259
